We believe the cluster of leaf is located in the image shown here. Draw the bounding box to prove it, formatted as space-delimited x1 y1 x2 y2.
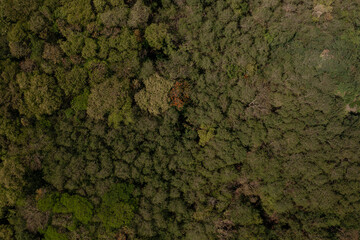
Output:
0 0 360 239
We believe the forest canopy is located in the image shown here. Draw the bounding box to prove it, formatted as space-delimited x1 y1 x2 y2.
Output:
0 0 360 239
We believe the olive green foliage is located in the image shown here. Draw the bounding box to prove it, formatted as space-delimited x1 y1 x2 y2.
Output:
1 0 360 239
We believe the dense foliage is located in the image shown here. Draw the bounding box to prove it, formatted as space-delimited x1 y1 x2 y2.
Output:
0 0 360 239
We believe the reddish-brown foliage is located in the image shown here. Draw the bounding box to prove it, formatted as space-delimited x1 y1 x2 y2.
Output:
134 29 142 42
169 81 189 110
20 59 35 72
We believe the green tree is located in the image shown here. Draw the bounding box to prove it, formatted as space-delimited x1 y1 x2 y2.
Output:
226 204 262 226
108 97 134 127
56 66 87 97
59 32 84 56
86 60 108 85
43 43 62 64
37 192 60 212
99 6 129 28
98 183 137 229
59 0 95 26
7 22 27 43
1 0 39 22
197 124 215 146
87 77 130 120
107 28 140 77
0 156 25 217
17 73 62 117
28 13 46 33
0 225 13 240
93 0 107 13
128 0 150 28
44 226 68 240
57 194 93 224
81 38 97 59
38 192 93 225
71 88 90 112
145 23 168 50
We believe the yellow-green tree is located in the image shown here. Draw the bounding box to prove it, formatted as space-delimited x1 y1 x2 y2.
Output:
135 74 173 115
